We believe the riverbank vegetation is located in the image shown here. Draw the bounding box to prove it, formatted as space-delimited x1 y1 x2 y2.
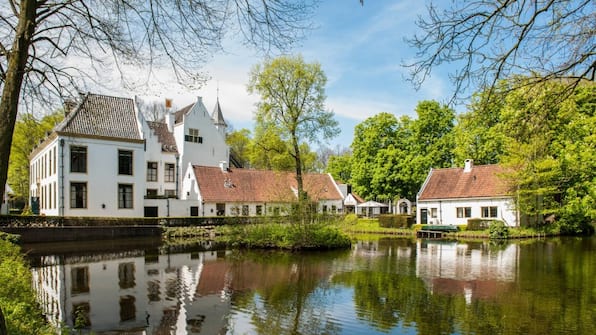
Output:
0 234 54 335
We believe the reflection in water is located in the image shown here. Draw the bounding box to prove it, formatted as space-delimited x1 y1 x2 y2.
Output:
27 237 595 334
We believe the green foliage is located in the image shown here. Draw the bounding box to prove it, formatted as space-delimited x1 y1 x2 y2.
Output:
488 221 509 239
0 240 54 334
225 222 351 250
8 111 64 205
248 55 339 200
226 128 252 168
350 101 455 201
325 151 352 183
378 214 414 228
467 219 498 231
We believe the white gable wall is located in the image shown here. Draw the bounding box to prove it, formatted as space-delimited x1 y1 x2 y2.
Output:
417 197 518 227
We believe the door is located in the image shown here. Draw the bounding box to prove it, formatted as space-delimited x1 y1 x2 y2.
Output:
420 208 428 224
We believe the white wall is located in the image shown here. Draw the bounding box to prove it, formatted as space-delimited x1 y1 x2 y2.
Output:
417 197 518 227
30 138 60 216
59 136 145 217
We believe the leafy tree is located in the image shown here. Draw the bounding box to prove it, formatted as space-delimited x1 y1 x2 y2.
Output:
227 128 252 168
406 0 595 101
499 80 595 232
0 0 316 211
452 82 508 165
8 110 63 207
247 55 339 203
325 151 352 184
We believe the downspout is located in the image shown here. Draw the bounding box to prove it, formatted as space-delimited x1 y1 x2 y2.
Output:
439 200 443 225
59 139 64 216
175 155 180 199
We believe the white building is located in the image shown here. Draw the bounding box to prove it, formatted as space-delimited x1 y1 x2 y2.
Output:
416 159 518 227
182 163 345 216
29 93 229 217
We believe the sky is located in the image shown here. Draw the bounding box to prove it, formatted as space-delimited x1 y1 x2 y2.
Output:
107 1 460 150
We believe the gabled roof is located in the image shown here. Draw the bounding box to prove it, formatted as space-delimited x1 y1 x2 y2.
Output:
174 103 193 124
147 121 178 153
192 166 343 203
211 99 227 127
418 164 510 201
55 93 141 141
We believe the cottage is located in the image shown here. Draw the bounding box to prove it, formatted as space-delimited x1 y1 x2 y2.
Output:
182 164 345 216
416 159 518 227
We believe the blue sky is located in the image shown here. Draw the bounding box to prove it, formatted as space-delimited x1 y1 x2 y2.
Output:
116 1 460 150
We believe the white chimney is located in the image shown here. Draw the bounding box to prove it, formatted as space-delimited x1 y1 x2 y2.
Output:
165 98 174 132
464 159 474 173
219 161 228 172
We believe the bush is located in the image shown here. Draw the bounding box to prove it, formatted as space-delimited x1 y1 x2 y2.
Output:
378 214 414 228
0 240 54 334
467 218 499 231
488 221 509 239
225 222 352 250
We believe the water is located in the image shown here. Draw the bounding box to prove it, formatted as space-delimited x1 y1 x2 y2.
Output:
24 236 595 334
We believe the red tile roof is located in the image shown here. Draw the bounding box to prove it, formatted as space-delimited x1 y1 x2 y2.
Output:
193 166 343 203
418 164 511 200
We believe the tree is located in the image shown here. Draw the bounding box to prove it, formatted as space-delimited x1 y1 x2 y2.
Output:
0 0 317 210
247 55 339 203
8 110 63 207
226 128 252 168
325 150 352 184
497 80 595 232
407 0 595 101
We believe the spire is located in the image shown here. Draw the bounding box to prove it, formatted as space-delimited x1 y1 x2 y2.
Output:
211 95 227 128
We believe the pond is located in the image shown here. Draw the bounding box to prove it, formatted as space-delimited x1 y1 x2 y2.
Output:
24 236 595 335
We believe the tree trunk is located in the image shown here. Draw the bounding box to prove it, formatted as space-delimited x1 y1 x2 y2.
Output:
0 305 6 335
0 0 37 204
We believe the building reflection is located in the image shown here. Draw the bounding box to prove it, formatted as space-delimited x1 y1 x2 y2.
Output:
31 248 231 334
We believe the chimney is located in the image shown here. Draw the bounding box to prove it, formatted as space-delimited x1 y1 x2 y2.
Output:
165 98 174 132
219 161 228 172
464 159 474 173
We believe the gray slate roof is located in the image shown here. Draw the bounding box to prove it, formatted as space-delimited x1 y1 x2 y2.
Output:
147 121 178 153
211 99 227 127
56 93 141 140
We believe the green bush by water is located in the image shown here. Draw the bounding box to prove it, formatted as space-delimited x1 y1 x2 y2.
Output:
0 239 54 335
222 222 352 250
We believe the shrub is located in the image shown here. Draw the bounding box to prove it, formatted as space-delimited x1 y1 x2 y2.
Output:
378 214 414 228
467 218 499 231
488 221 509 239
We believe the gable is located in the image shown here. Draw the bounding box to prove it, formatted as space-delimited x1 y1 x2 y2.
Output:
418 164 511 200
193 166 343 203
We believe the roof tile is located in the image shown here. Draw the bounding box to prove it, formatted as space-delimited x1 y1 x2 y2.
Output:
418 164 510 200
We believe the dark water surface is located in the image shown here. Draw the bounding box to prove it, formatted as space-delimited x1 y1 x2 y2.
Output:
24 236 595 334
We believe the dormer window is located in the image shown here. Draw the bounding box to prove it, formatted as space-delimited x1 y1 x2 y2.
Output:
185 128 203 143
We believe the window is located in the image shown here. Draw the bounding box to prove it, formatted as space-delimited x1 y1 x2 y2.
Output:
118 184 133 209
164 189 176 198
71 267 89 294
430 208 438 218
164 163 175 182
242 205 249 216
70 182 87 208
482 206 498 218
118 262 135 289
185 128 203 143
119 295 136 322
146 189 157 198
118 150 133 175
70 146 87 173
256 205 263 216
146 161 157 181
190 206 199 216
456 207 472 218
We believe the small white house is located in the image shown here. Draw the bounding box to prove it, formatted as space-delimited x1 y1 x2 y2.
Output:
182 163 345 217
416 159 518 227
